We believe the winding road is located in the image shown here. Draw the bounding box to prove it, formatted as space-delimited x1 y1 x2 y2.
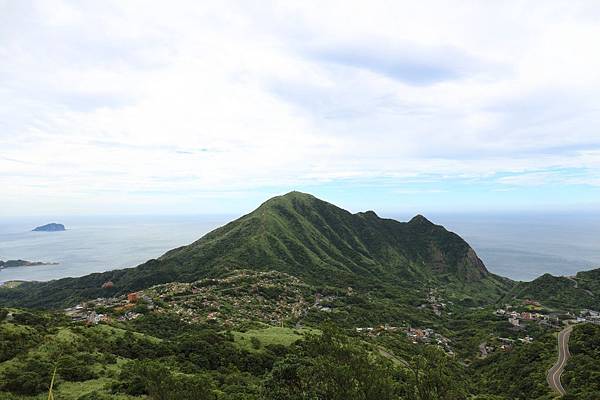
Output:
547 325 573 396
565 276 595 297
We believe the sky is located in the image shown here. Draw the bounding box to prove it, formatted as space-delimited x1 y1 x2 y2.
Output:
2 0 600 216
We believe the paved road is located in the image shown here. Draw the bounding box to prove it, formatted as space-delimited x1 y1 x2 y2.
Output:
565 276 595 297
547 325 573 396
565 276 579 288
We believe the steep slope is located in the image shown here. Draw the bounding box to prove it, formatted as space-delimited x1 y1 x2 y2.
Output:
158 192 495 284
506 268 600 310
0 192 512 308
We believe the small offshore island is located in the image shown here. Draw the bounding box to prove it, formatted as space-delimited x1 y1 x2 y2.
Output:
32 223 65 232
0 259 59 270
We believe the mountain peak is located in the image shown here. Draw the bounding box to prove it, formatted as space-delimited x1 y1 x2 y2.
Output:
408 214 434 225
259 191 315 206
357 210 379 218
256 191 336 216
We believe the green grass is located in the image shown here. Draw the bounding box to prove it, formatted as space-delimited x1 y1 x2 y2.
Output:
232 325 319 351
54 327 79 342
0 321 33 335
49 377 132 400
89 323 162 343
3 377 138 400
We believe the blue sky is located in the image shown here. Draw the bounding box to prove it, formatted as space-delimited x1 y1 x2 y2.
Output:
1 1 600 216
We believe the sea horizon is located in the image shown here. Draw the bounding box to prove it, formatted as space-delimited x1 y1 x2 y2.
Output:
1 211 599 284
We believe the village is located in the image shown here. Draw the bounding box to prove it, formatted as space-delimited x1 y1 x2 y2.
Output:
473 299 600 358
420 288 446 316
63 290 153 325
356 324 454 354
494 299 600 328
59 271 458 356
60 274 599 364
62 269 350 328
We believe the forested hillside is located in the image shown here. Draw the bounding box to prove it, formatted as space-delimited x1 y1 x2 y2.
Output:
507 270 600 310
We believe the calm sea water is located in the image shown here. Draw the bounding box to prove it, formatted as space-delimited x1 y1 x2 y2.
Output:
410 213 600 281
1 213 599 283
0 215 231 283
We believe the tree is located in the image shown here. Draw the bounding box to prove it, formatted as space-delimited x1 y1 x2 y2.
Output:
58 354 98 382
264 326 401 400
115 360 216 400
0 358 54 395
250 336 262 349
402 346 468 400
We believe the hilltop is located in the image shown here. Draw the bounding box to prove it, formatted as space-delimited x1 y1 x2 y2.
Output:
0 191 512 308
507 268 600 310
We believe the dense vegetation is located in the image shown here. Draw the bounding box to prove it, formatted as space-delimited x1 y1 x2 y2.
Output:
471 333 556 399
0 308 475 400
507 272 600 310
4 303 585 399
562 323 600 399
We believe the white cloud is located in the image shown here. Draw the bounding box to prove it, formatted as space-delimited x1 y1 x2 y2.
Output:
1 0 600 214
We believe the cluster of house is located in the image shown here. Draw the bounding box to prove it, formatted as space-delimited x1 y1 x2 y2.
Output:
57 271 362 329
63 289 153 325
313 292 338 313
118 311 142 322
494 300 600 328
355 324 453 354
355 324 400 335
141 270 322 326
64 297 125 324
407 326 450 343
495 308 551 327
419 289 446 316
480 336 534 357
64 306 112 325
494 302 561 328
575 309 600 324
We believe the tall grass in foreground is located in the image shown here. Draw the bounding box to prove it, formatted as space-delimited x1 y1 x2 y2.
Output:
47 353 61 400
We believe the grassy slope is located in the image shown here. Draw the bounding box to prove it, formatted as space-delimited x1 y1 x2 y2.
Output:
232 326 318 352
0 192 512 309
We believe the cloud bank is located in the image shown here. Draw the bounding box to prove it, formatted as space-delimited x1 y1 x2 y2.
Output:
1 0 600 215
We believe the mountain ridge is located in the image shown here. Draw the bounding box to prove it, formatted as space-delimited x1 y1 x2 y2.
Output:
2 191 511 308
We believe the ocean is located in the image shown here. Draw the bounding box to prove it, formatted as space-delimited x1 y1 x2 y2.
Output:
1 213 599 283
0 215 231 283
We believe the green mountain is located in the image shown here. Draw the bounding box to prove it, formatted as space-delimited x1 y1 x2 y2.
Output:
0 191 512 308
507 268 600 310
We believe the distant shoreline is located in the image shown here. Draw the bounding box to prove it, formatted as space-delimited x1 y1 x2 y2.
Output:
0 260 60 270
